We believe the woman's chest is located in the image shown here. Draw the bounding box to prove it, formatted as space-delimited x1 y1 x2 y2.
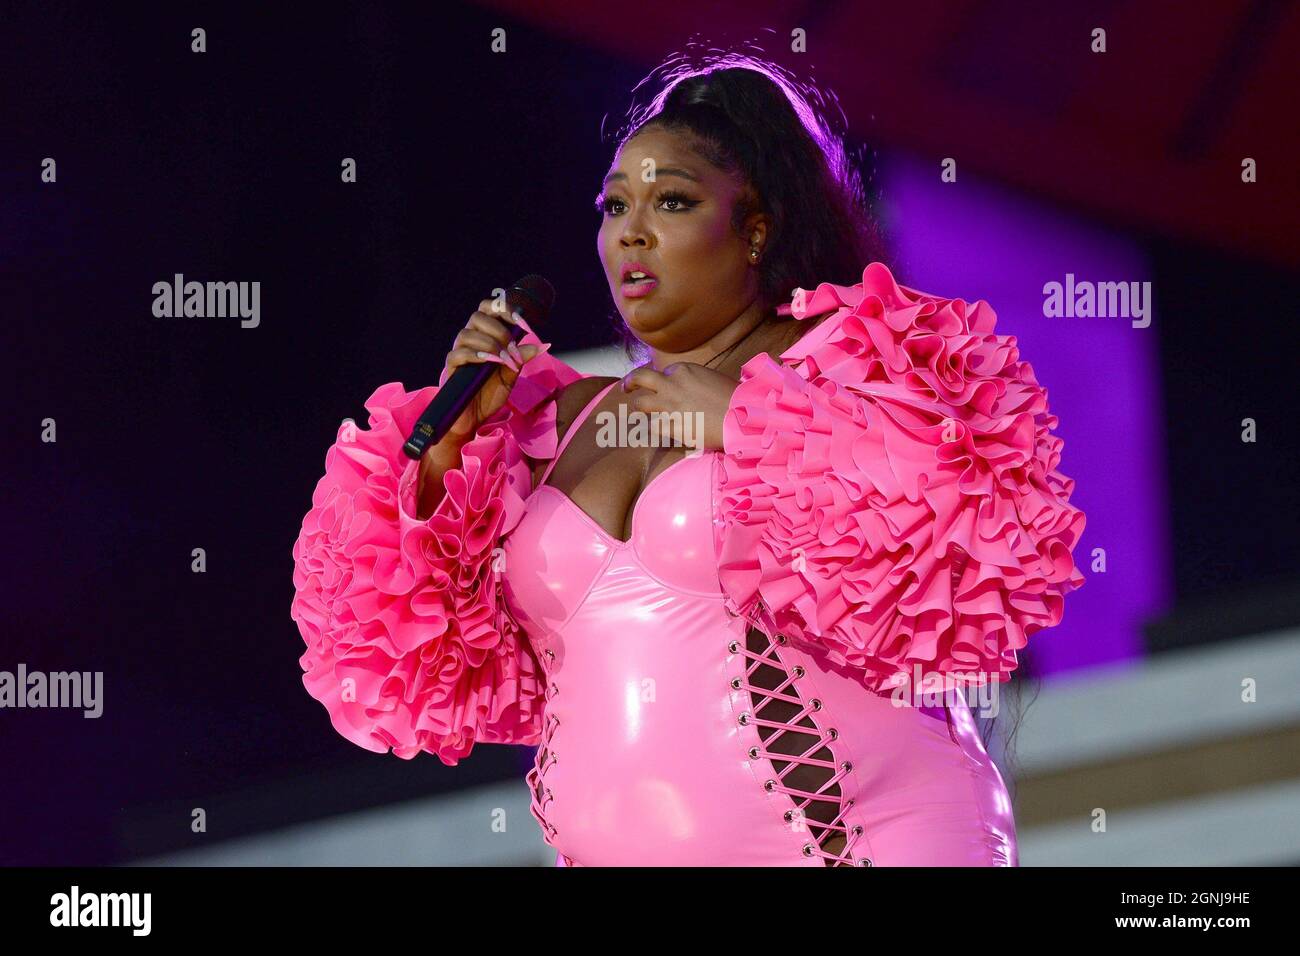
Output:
499 450 724 637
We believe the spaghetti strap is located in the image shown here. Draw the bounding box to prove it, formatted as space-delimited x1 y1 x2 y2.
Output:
537 379 620 488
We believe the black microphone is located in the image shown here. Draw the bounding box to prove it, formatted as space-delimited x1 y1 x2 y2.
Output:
402 274 555 460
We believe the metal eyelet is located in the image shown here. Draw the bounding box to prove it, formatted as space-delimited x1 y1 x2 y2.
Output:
852 825 863 836
793 665 805 678
737 712 750 725
545 649 555 659
748 747 760 759
802 844 815 857
776 635 789 645
730 678 742 690
783 809 796 822
764 779 777 792
840 761 853 772
728 640 740 653
828 727 839 740
810 698 823 711
856 857 873 867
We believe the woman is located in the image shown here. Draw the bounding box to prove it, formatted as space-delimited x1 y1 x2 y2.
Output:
290 55 1086 867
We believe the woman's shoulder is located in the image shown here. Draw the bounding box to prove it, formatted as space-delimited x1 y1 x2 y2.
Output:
555 375 619 433
525 374 619 484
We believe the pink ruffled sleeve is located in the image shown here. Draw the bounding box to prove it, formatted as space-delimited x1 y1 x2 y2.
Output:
716 262 1087 696
290 344 584 763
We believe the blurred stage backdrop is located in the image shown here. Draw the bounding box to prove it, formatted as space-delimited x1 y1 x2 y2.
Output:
3 1 1298 866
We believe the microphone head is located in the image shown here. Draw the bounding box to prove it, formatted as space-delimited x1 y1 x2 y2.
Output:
509 274 555 323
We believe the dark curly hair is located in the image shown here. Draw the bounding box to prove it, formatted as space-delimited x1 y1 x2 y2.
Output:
602 46 891 362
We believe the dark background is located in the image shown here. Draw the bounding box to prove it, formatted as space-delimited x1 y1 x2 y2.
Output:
2 1 1298 864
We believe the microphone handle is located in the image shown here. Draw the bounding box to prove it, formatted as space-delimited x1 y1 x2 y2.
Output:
401 311 528 461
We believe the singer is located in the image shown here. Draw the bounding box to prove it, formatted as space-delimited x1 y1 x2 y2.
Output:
290 52 1086 866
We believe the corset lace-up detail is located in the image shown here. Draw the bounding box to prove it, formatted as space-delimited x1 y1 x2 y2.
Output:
526 671 561 848
730 623 871 867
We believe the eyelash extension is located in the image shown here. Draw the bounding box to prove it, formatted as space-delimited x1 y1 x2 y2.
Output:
594 190 702 215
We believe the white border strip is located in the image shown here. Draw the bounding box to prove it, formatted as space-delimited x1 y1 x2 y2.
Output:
129 780 552 867
1019 777 1300 866
1017 627 1300 774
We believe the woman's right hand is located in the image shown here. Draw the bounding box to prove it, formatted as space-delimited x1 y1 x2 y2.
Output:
436 294 551 450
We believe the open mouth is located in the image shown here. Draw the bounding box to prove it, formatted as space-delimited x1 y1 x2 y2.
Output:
621 277 658 298
620 265 658 297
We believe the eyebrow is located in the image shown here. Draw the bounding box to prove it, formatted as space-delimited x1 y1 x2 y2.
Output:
602 166 702 187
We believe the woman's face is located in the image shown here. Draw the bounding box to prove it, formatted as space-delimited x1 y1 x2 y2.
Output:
596 126 766 353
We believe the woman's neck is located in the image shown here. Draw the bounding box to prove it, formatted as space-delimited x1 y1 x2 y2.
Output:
647 298 799 379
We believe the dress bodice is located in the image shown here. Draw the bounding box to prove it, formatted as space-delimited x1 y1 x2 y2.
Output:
499 380 724 640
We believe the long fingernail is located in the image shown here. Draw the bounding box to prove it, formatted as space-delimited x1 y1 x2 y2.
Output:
500 349 521 372
512 313 536 337
477 350 507 365
506 341 523 362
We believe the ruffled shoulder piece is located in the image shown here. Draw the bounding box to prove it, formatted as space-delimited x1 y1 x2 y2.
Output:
292 339 586 762
718 261 1086 695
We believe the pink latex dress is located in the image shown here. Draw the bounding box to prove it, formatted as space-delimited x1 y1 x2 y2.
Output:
290 262 1087 867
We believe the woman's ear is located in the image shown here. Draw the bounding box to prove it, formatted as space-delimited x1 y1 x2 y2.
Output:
740 207 771 258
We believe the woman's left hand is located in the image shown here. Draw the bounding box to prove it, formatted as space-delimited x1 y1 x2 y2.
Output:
620 362 741 452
